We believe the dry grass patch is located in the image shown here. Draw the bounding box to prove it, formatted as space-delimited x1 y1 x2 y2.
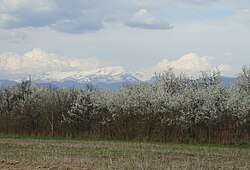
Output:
0 138 249 169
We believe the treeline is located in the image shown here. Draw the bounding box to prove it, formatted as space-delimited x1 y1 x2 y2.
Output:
0 66 249 145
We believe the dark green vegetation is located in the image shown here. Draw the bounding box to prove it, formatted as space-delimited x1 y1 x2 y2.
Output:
0 65 249 145
0 138 249 169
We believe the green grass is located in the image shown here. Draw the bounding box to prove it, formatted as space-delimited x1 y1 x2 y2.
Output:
186 143 250 150
0 134 249 149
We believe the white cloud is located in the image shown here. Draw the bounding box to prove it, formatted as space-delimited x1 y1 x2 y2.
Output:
0 0 55 13
126 9 173 30
132 9 156 25
0 48 102 78
0 0 140 34
224 52 232 57
155 53 211 72
217 64 231 72
154 53 231 76
0 0 104 33
0 0 175 33
0 0 58 28
0 13 18 26
235 9 250 26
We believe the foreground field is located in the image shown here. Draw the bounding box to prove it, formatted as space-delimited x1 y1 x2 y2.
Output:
0 138 249 170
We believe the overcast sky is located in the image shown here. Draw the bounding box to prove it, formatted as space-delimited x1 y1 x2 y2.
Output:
0 0 249 79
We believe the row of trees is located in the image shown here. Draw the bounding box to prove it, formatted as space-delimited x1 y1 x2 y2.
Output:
0 66 249 145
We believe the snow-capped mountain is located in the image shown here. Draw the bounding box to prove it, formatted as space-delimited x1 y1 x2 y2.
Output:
37 66 152 84
32 66 153 89
0 66 237 90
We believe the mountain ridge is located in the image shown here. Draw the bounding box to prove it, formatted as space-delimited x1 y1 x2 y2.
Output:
0 66 237 90
36 66 152 83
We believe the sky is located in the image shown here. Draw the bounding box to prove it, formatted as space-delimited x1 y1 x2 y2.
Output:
0 0 250 79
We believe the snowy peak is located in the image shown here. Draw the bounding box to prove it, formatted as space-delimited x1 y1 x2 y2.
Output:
65 66 130 83
130 71 153 82
39 71 78 81
95 66 126 76
36 66 151 84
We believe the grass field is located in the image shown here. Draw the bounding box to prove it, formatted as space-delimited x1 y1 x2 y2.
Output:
0 137 249 170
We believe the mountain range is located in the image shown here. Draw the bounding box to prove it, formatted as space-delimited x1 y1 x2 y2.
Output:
33 66 152 90
0 66 237 90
